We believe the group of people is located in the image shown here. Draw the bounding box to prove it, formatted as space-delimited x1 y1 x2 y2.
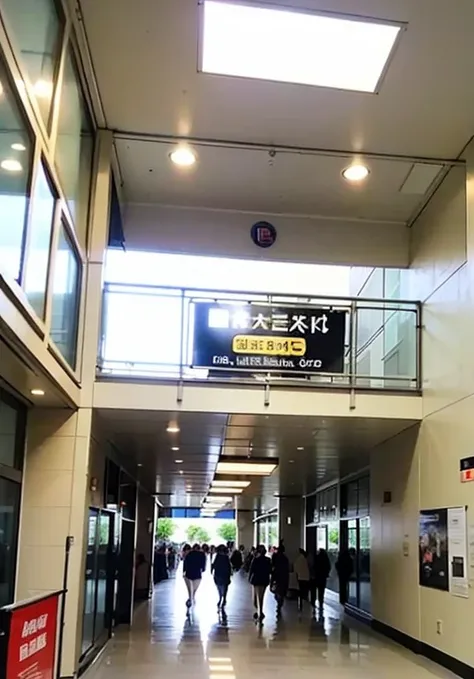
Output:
248 545 332 622
179 541 354 623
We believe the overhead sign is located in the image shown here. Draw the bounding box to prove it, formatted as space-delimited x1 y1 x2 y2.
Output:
250 221 277 248
460 456 474 483
191 302 346 373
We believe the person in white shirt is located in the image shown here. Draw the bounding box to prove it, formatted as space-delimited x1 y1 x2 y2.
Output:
294 548 310 611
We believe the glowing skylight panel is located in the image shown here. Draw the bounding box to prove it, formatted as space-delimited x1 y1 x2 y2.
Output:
201 1 402 93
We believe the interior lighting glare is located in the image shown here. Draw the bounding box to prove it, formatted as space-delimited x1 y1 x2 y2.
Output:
33 79 53 99
167 424 180 433
342 164 370 182
1 159 22 172
30 388 45 396
201 1 403 93
11 143 26 152
169 145 197 167
175 459 183 464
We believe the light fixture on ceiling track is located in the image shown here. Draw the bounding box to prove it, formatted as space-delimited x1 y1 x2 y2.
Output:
212 480 251 488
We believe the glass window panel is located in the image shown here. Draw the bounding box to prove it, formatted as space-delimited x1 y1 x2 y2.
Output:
23 163 55 318
0 0 63 126
50 223 81 368
55 47 93 250
0 477 20 607
0 400 18 468
0 59 34 281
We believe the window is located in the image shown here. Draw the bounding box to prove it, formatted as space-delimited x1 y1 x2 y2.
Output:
0 398 19 468
55 47 93 250
50 223 81 368
201 1 402 93
0 58 34 282
23 163 55 319
1 0 63 127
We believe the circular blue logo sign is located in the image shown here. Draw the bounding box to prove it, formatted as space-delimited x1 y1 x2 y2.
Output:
251 221 277 248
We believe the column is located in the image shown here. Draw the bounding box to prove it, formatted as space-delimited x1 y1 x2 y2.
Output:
236 509 255 549
278 497 305 564
16 408 93 677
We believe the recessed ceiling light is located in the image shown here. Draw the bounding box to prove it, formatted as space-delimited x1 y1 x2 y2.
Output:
216 459 278 476
209 487 243 494
297 447 304 451
201 1 402 93
179 470 184 475
33 79 53 99
30 388 45 396
172 446 180 451
11 143 26 152
137 463 143 468
167 424 180 433
342 164 370 182
289 460 295 464
212 480 251 488
175 459 183 464
1 159 23 172
169 145 197 167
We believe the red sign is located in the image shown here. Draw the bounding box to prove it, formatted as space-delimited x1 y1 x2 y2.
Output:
6 595 59 679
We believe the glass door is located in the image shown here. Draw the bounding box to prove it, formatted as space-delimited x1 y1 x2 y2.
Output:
347 519 358 607
0 477 21 607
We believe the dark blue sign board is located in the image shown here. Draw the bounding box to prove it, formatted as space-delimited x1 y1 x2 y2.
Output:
192 302 346 374
251 221 277 248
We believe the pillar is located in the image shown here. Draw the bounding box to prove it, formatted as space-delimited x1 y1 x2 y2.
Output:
16 407 93 677
236 509 255 549
278 497 305 563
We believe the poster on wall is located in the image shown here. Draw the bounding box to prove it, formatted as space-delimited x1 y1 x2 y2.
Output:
447 507 468 598
419 507 469 597
419 509 449 591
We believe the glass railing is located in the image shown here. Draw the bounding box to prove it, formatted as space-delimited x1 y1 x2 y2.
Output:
98 283 421 392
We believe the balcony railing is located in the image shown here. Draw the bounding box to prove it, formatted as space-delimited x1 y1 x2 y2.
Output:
98 282 421 392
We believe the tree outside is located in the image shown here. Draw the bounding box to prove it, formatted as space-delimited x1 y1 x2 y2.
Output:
186 524 211 544
217 521 236 543
156 517 176 542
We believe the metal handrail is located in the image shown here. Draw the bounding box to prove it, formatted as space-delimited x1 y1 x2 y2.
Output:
98 282 422 392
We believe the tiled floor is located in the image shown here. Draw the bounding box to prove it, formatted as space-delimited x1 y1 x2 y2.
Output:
87 567 457 679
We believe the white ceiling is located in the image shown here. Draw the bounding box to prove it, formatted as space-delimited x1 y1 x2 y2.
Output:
78 0 474 228
81 0 474 158
94 408 419 509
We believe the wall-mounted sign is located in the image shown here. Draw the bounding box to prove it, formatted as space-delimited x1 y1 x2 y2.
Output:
251 221 277 248
191 302 346 373
460 456 474 483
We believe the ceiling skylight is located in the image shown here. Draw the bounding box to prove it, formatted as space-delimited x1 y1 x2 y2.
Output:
201 1 403 93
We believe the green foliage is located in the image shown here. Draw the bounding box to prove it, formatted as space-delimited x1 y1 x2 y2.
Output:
217 521 237 543
156 517 176 541
186 524 211 544
328 527 339 548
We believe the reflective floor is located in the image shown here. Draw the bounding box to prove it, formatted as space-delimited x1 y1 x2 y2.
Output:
87 567 457 679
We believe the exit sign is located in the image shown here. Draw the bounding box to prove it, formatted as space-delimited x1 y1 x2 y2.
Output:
460 456 474 483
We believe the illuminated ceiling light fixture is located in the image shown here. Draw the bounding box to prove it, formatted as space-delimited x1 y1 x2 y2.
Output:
204 496 233 503
209 486 243 494
172 446 180 451
211 480 251 488
33 79 53 99
175 459 183 464
216 457 278 476
1 158 22 172
169 145 197 167
342 163 370 182
30 388 45 396
201 1 403 93
167 423 180 433
11 143 26 152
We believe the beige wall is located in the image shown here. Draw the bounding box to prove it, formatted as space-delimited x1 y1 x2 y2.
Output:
124 203 410 268
371 157 474 668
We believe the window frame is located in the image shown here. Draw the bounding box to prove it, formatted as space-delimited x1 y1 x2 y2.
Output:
46 216 84 372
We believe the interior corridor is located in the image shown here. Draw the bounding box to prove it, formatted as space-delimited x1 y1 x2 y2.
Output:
85 568 456 679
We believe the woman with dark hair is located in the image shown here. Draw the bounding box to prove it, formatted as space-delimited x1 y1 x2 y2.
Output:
271 545 290 615
211 544 232 610
249 545 272 623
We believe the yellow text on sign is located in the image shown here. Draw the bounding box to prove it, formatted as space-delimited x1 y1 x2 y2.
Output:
232 335 306 356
